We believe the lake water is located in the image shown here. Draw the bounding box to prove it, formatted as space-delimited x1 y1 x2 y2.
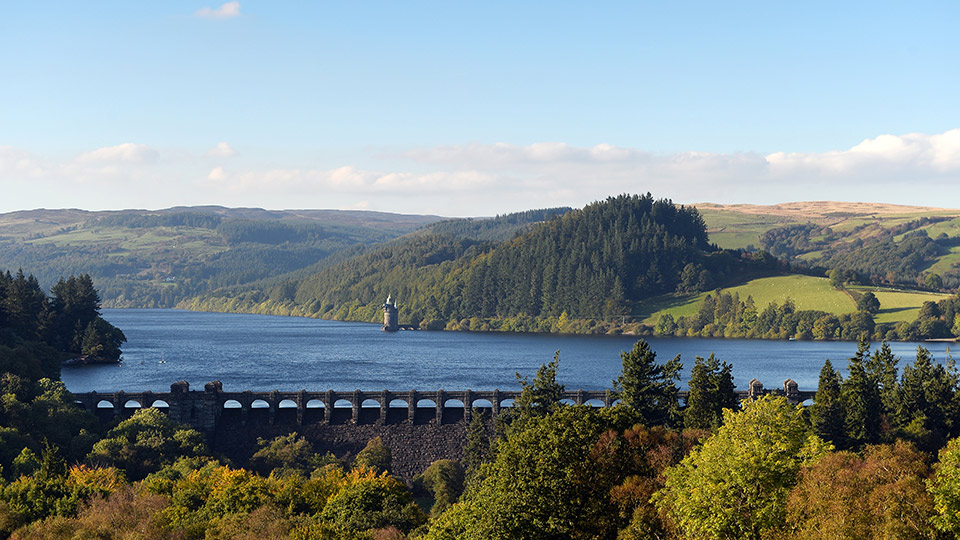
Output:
59 309 957 394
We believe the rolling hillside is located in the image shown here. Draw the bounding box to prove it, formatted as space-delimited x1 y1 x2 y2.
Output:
0 207 443 308
699 201 960 290
699 201 960 250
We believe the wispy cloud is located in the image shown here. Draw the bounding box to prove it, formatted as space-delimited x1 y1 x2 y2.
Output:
208 166 227 181
205 142 236 158
2 130 960 215
77 143 158 164
195 1 241 20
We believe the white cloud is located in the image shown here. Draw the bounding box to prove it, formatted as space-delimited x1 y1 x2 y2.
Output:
195 1 241 20
765 129 960 176
208 166 227 181
77 143 158 164
206 142 236 158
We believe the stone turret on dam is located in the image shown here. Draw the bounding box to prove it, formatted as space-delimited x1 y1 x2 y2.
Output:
382 295 399 332
71 379 814 479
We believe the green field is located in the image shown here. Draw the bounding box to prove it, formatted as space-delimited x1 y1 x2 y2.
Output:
925 246 960 276
28 226 228 257
697 209 791 250
847 285 953 324
640 275 949 325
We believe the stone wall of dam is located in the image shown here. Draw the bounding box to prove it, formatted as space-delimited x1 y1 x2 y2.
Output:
72 379 814 479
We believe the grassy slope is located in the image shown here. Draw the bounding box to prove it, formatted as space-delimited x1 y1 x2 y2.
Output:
847 285 953 324
697 208 794 250
637 201 960 328
640 275 951 325
28 225 229 258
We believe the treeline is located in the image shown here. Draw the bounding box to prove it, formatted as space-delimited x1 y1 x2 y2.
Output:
424 207 572 241
655 292 878 341
657 287 960 342
809 339 960 452
215 220 389 246
898 295 960 341
188 195 778 331
91 212 223 230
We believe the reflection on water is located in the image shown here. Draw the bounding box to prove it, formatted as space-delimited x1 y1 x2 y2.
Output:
59 309 955 394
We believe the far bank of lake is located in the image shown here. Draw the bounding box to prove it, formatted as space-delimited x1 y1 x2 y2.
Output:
60 309 956 394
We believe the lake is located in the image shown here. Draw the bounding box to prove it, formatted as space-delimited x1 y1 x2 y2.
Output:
59 309 956 394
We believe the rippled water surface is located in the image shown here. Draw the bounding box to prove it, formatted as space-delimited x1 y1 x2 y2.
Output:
59 309 955 394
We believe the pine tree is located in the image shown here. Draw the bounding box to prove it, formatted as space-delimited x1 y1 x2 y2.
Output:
841 339 882 448
499 351 566 438
683 354 737 430
613 340 682 427
809 358 846 448
898 346 958 449
513 351 565 418
865 341 900 427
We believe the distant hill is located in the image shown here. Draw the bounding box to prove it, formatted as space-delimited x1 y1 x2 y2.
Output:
0 206 444 308
698 201 960 290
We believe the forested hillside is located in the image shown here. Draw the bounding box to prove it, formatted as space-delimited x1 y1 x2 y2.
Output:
0 207 442 308
186 195 771 332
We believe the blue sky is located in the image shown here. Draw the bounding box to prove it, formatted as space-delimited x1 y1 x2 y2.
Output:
1 1 958 215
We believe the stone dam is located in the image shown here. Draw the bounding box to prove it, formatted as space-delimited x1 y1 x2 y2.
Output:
73 379 815 479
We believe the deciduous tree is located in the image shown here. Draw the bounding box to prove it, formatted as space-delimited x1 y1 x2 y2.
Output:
654 396 830 540
787 441 937 538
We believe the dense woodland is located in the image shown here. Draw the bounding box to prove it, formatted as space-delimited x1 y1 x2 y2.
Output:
0 270 125 366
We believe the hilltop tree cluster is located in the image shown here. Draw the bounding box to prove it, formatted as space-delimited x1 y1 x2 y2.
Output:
899 295 960 341
301 194 716 322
